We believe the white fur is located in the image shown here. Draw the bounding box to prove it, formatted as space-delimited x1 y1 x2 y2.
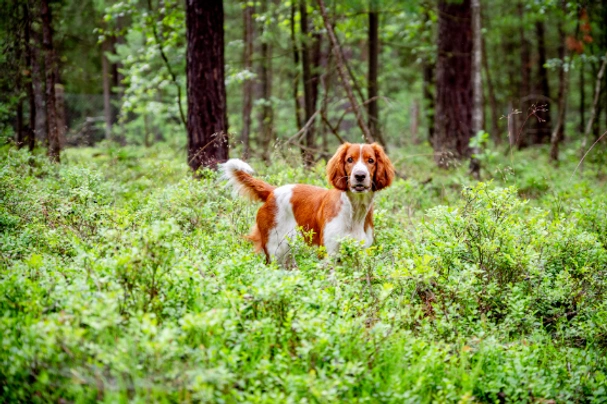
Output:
350 144 371 191
323 191 374 254
266 185 297 264
219 159 257 200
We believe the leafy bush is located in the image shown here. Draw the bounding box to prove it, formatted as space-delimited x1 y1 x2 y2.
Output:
1 144 607 402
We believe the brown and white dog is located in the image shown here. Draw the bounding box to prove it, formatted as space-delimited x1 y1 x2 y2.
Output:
220 143 395 264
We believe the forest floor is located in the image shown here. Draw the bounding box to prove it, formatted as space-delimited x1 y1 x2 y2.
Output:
2 142 607 402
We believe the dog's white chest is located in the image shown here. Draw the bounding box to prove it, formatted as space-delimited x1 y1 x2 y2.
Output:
323 192 374 254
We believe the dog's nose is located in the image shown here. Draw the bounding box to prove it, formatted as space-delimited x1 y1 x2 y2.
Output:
355 173 366 182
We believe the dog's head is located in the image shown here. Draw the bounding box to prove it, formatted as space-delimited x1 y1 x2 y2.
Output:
326 142 395 193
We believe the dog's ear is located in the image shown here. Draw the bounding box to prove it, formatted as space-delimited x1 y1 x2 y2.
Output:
371 143 395 191
326 143 350 191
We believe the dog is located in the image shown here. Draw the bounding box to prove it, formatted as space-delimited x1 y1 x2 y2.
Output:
220 143 394 264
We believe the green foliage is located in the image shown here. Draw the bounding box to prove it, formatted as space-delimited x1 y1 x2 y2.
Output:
2 143 607 401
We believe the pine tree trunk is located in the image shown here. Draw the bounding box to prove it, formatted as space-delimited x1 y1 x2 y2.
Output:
550 18 568 161
259 0 274 163
579 60 585 134
102 38 113 140
185 0 229 171
41 0 60 162
25 3 36 151
533 21 552 144
367 3 380 143
290 2 303 131
241 2 254 159
299 0 320 167
583 51 607 151
482 35 500 144
31 33 46 144
433 0 472 167
470 0 482 178
517 2 531 148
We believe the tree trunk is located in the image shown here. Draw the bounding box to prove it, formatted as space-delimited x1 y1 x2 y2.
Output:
16 100 24 148
533 21 552 144
55 83 66 147
550 18 568 161
259 0 274 163
41 0 60 162
317 0 374 144
31 32 46 144
25 3 36 151
290 2 303 132
422 58 435 144
517 2 531 148
410 100 419 144
482 35 500 144
241 2 254 159
583 51 607 151
300 0 321 166
470 0 482 178
367 3 380 142
579 59 585 134
185 0 229 171
102 38 113 140
433 0 472 167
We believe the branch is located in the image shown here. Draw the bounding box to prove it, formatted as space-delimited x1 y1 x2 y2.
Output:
317 0 374 143
146 0 186 128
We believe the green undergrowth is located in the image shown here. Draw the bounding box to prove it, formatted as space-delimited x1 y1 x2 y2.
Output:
1 143 607 402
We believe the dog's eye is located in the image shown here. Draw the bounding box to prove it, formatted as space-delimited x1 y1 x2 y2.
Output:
368 158 374 164
347 157 353 163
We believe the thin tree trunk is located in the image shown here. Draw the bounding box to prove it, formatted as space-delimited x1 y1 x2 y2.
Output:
55 83 66 147
320 45 333 152
185 0 229 171
367 2 380 142
317 0 374 143
583 51 607 152
31 32 46 144
470 0 482 178
16 100 24 148
259 0 274 163
25 3 36 151
517 2 531 148
433 0 472 167
534 21 552 144
300 0 321 166
482 36 500 144
41 0 60 162
579 59 585 134
423 58 435 144
410 100 419 144
241 2 254 159
550 18 568 161
290 2 303 131
102 38 112 140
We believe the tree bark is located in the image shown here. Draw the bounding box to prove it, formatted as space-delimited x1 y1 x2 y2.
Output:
317 0 374 144
31 31 46 144
290 2 303 132
102 38 113 140
583 51 607 151
533 21 552 144
367 2 380 143
517 2 531 148
579 59 585 134
300 0 321 166
55 83 66 147
25 3 36 151
241 2 254 159
550 18 568 161
185 0 229 171
41 0 60 162
259 0 274 163
433 0 472 167
410 100 419 144
470 0 482 178
482 35 499 144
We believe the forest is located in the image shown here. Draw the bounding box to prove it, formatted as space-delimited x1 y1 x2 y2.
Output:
2 0 607 401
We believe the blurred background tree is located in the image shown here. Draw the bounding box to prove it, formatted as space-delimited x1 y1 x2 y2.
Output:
1 0 606 170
